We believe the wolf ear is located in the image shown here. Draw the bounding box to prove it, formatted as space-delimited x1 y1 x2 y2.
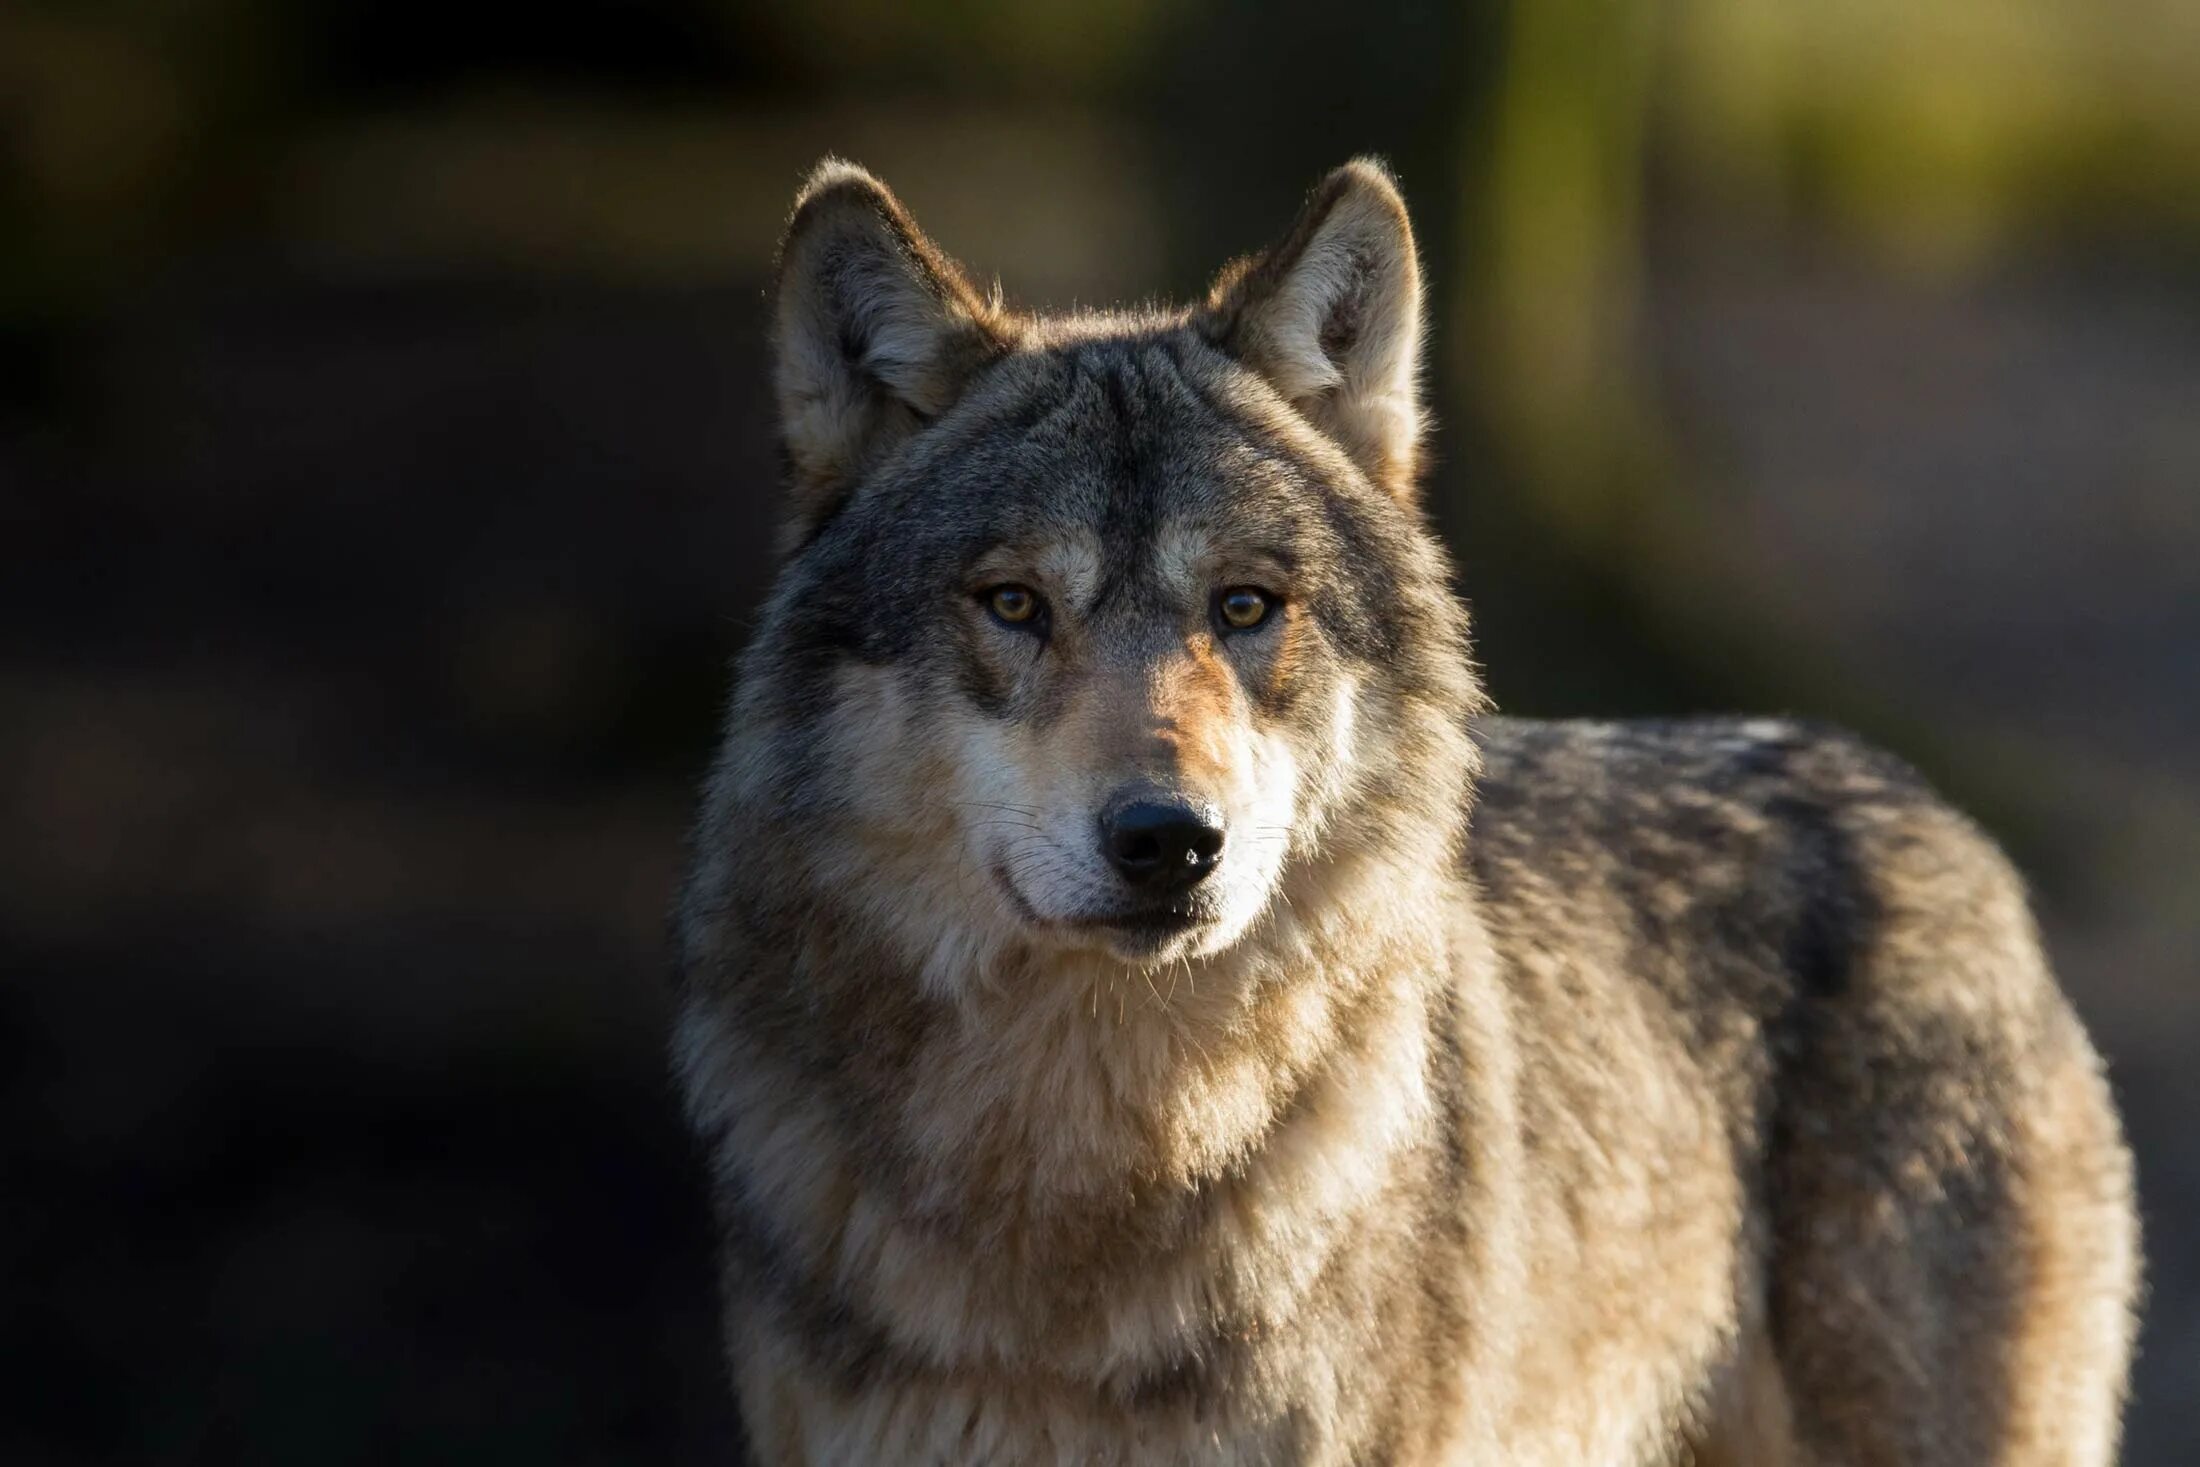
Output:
1204 159 1425 499
771 160 1007 547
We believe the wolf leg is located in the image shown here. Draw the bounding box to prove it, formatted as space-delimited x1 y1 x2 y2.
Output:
1764 1010 2136 1465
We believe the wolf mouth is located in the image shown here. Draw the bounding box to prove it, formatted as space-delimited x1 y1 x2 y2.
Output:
990 863 1208 939
1073 906 1204 936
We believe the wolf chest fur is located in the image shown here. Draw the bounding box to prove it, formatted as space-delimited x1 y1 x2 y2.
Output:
672 158 2139 1465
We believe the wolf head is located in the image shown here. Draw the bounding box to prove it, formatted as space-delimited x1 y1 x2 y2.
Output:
697 159 1481 989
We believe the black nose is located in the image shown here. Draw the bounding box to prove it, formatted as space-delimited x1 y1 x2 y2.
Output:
1101 796 1224 891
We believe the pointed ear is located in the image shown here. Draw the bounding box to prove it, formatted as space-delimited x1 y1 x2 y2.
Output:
771 160 1008 547
1203 159 1425 499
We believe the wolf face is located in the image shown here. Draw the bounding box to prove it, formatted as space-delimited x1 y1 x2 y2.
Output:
707 160 1479 988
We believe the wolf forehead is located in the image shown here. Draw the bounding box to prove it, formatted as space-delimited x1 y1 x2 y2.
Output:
778 330 1423 661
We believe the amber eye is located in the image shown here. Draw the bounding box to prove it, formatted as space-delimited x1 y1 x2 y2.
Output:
1217 586 1276 631
984 584 1042 627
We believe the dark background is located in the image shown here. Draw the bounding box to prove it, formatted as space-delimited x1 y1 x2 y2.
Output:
5 2 2196 1461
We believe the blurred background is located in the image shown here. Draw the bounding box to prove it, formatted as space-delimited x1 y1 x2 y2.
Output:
4 1 2196 1461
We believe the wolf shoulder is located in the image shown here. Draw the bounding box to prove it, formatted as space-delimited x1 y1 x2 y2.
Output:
1464 714 2055 1012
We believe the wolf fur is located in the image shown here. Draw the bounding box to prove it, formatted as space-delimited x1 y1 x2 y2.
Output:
672 157 2139 1465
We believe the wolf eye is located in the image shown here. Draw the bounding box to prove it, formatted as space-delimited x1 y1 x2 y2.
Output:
1216 586 1276 632
983 584 1043 628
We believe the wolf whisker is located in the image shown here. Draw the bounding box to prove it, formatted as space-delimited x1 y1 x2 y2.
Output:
955 800 1042 817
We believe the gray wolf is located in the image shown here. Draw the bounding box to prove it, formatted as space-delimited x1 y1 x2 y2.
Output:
672 157 2140 1464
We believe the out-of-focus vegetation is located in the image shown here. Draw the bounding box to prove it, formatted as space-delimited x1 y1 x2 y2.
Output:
5 2 2196 1461
1471 0 2200 557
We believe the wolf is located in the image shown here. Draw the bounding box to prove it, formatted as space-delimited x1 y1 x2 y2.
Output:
671 157 2140 1465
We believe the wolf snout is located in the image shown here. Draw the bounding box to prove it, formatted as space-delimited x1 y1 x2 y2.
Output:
1099 790 1224 893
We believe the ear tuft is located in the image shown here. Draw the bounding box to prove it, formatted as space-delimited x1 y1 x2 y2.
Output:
1204 158 1424 499
772 159 1007 548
